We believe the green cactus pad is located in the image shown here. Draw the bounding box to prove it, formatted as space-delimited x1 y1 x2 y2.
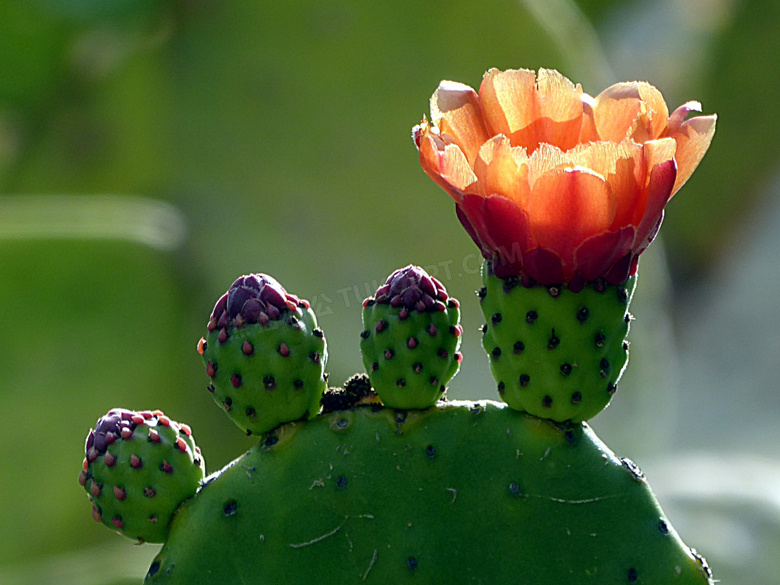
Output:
80 409 204 543
480 261 636 422
202 311 327 435
145 402 712 584
361 300 461 409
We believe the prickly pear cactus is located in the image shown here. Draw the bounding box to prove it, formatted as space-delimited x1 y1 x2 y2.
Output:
360 265 462 409
199 274 328 435
479 261 636 422
145 403 712 584
79 408 204 543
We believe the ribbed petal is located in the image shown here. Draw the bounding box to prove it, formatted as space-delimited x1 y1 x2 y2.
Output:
586 81 668 143
478 68 583 152
481 194 532 275
568 140 646 229
526 167 615 268
635 139 677 248
667 113 717 195
473 136 530 205
418 124 478 202
574 226 636 282
430 81 490 165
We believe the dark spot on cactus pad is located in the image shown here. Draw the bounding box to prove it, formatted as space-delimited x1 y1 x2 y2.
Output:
218 328 228 343
231 374 242 388
112 516 123 529
384 349 395 360
621 458 645 481
491 347 501 360
361 330 370 339
513 341 525 353
425 445 436 458
286 316 300 330
449 324 462 337
398 307 409 320
525 310 538 324
623 341 630 351
448 298 459 309
223 397 233 412
564 430 577 444
197 338 207 354
491 312 502 324
90 481 101 497
246 407 256 419
310 352 321 365
560 363 572 376
364 298 375 308
508 482 521 496
607 382 617 395
278 342 290 357
455 352 463 364
426 324 438 336
519 374 530 387
294 379 304 389
413 362 423 373
542 395 553 408
371 362 379 372
396 378 406 387
617 286 629 304
263 435 278 448
223 500 238 516
437 348 449 359
407 336 418 349
149 514 159 525
105 452 116 467
144 487 156 498
147 561 161 578
207 384 215 394
263 375 276 390
547 286 560 298
599 359 610 378
497 381 505 394
658 519 669 534
313 328 324 338
336 475 347 488
477 286 487 300
429 376 439 386
547 330 560 350
576 306 589 323
160 460 173 474
407 557 418 570
627 568 638 582
336 418 349 429
130 455 142 469
571 391 582 404
624 313 632 323
376 320 388 333
480 324 488 334
206 362 217 378
113 485 126 500
592 278 607 293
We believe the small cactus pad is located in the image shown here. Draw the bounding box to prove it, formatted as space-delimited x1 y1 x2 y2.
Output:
479 261 636 422
80 408 204 543
201 274 328 435
360 265 461 409
145 402 713 584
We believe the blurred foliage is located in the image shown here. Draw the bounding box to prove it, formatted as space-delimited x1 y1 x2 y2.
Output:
0 0 777 583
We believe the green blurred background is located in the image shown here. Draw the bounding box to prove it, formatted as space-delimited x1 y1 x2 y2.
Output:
1 0 778 583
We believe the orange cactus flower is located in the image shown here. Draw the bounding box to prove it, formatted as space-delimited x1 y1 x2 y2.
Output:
413 68 716 288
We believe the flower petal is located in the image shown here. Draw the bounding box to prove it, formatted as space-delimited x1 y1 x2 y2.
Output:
574 226 636 282
418 123 478 201
635 138 677 248
473 136 531 205
667 113 717 195
586 81 669 143
480 194 533 276
430 80 490 165
478 68 583 152
526 167 615 268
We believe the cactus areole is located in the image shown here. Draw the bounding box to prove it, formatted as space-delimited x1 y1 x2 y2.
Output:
77 67 717 584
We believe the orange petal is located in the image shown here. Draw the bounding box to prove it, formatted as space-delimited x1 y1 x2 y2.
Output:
667 113 717 195
526 167 615 267
478 68 583 152
568 140 646 229
418 124 478 201
588 81 669 144
635 138 677 247
473 136 530 206
430 80 490 165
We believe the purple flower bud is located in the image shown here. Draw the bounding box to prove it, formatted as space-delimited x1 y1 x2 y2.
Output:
371 265 448 312
89 408 137 456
